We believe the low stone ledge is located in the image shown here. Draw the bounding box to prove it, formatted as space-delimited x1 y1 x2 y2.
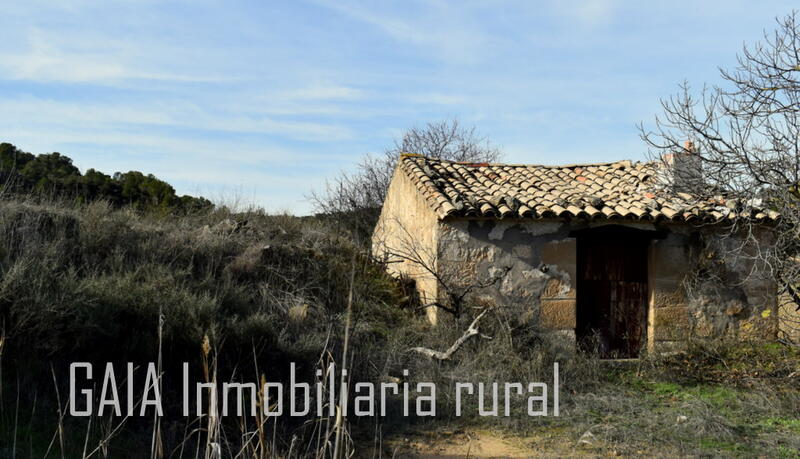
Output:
540 299 577 330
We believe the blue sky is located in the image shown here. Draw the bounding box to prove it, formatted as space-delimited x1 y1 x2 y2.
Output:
0 1 796 214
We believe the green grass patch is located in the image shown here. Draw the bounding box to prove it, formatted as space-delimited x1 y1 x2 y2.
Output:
761 417 800 433
777 445 800 458
698 437 755 454
625 377 739 406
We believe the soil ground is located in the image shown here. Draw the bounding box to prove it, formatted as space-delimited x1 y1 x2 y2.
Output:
368 427 660 457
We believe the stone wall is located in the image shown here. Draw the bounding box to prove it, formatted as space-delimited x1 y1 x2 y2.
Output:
681 227 778 342
436 219 576 331
432 219 778 350
778 293 800 343
647 230 693 352
371 166 441 323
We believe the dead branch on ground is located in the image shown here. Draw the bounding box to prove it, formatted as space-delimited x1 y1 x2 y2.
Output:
409 309 491 360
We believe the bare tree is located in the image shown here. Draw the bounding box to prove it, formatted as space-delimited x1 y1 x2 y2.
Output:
377 218 510 319
372 217 511 359
310 119 501 242
639 11 800 341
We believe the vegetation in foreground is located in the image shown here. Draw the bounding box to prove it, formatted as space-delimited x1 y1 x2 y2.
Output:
372 316 800 457
0 195 796 458
5 7 800 458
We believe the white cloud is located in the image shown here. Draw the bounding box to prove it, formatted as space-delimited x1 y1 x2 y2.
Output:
0 124 350 168
0 0 789 216
408 92 466 105
1 28 124 82
0 27 230 84
0 124 334 215
0 97 355 142
552 0 618 27
287 85 364 100
315 0 492 65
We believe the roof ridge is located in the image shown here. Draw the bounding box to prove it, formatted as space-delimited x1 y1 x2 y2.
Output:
399 153 650 169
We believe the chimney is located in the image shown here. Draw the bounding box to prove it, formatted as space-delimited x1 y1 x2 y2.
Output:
660 140 702 192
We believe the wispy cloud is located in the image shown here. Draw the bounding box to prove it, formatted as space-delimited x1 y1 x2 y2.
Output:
0 0 794 214
0 28 229 84
554 0 618 27
287 85 364 100
408 92 466 105
0 97 355 141
1 29 125 82
315 0 493 65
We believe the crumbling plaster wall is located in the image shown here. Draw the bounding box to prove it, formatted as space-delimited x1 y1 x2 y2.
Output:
372 167 440 323
679 226 778 344
435 218 577 336
435 218 778 350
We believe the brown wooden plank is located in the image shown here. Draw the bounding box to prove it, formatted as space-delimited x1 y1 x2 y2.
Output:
576 230 649 358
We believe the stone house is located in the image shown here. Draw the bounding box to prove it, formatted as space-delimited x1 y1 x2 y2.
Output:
372 153 783 357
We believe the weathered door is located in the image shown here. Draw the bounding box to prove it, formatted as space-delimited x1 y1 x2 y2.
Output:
576 229 649 358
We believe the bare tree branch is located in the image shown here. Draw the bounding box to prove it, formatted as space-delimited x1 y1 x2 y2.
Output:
309 119 502 242
375 216 511 318
408 308 491 360
640 11 800 341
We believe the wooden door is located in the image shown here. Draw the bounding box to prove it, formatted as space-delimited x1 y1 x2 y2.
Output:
576 231 649 358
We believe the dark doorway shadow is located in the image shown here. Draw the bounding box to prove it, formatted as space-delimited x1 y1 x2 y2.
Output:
571 225 663 358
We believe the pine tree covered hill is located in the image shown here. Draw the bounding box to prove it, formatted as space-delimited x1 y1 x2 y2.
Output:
0 142 212 212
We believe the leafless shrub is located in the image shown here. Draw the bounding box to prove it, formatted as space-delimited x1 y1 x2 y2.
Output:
373 218 511 321
640 11 800 341
310 119 501 242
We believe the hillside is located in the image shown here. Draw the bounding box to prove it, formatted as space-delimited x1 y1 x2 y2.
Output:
0 147 796 457
0 143 211 213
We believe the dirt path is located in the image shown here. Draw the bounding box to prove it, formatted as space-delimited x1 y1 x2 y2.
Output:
373 428 619 458
391 430 533 457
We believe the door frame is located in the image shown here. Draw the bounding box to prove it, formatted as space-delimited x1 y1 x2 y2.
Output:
570 225 665 358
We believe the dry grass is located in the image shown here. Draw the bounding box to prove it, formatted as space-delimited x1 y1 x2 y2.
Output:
0 197 405 457
0 196 797 457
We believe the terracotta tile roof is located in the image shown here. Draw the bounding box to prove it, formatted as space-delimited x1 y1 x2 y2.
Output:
398 154 779 222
